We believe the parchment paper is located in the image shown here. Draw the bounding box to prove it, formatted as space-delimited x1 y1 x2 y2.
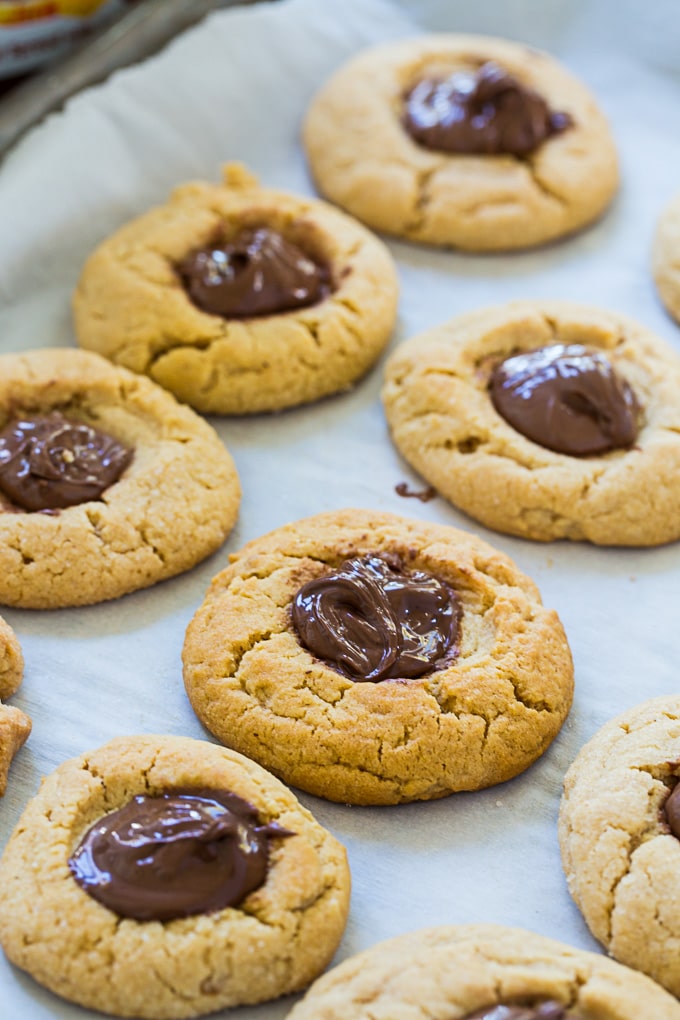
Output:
1 0 680 1016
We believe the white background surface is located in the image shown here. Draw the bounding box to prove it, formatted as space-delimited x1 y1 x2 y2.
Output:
1 0 680 1016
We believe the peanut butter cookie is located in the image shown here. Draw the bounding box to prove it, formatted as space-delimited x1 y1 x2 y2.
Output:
0 614 23 703
73 163 399 414
0 734 350 1019
559 696 680 998
287 924 680 1019
382 300 680 545
0 348 240 608
653 189 680 325
0 615 29 797
183 509 573 806
303 36 618 250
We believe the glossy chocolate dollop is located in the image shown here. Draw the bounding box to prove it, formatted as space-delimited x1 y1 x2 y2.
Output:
463 1004 574 1020
0 411 133 512
664 783 680 838
489 344 640 456
292 553 460 682
69 788 293 921
403 61 571 156
179 226 332 318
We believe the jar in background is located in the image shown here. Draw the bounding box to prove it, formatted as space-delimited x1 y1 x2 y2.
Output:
0 1 133 85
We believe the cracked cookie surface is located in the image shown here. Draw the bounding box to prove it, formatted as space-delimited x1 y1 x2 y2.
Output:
73 163 399 414
0 616 29 797
303 36 618 251
653 189 680 326
0 348 240 608
286 923 680 1019
559 696 680 998
382 300 680 545
182 509 573 805
0 734 350 1019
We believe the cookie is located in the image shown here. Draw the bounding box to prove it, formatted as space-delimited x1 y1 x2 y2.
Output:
0 615 29 797
0 348 240 608
0 613 24 702
0 704 30 797
559 695 680 998
182 509 573 806
653 190 680 325
73 163 399 414
382 300 680 545
303 35 618 251
0 734 350 1019
286 924 680 1019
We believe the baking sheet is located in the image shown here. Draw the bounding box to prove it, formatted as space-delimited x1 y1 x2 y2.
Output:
1 0 680 1016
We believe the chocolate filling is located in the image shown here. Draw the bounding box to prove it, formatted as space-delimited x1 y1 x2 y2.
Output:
489 343 640 456
463 1003 576 1020
0 411 133 512
403 61 571 156
292 552 460 682
69 788 294 921
179 226 332 318
664 782 680 838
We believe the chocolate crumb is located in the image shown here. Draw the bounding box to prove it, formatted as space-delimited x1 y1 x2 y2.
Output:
395 482 437 502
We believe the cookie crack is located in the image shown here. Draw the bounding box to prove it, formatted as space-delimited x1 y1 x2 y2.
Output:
333 293 363 316
143 330 228 374
297 318 322 349
406 161 445 234
398 391 626 496
517 504 577 529
605 818 662 942
84 506 104 537
81 749 160 802
541 314 560 339
334 312 364 348
231 630 277 682
5 537 36 570
138 520 167 565
576 467 607 501
140 749 161 792
429 683 495 731
227 552 356 583
148 964 196 1003
568 970 589 1010
632 762 677 785
242 875 335 930
140 302 357 383
523 157 568 207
